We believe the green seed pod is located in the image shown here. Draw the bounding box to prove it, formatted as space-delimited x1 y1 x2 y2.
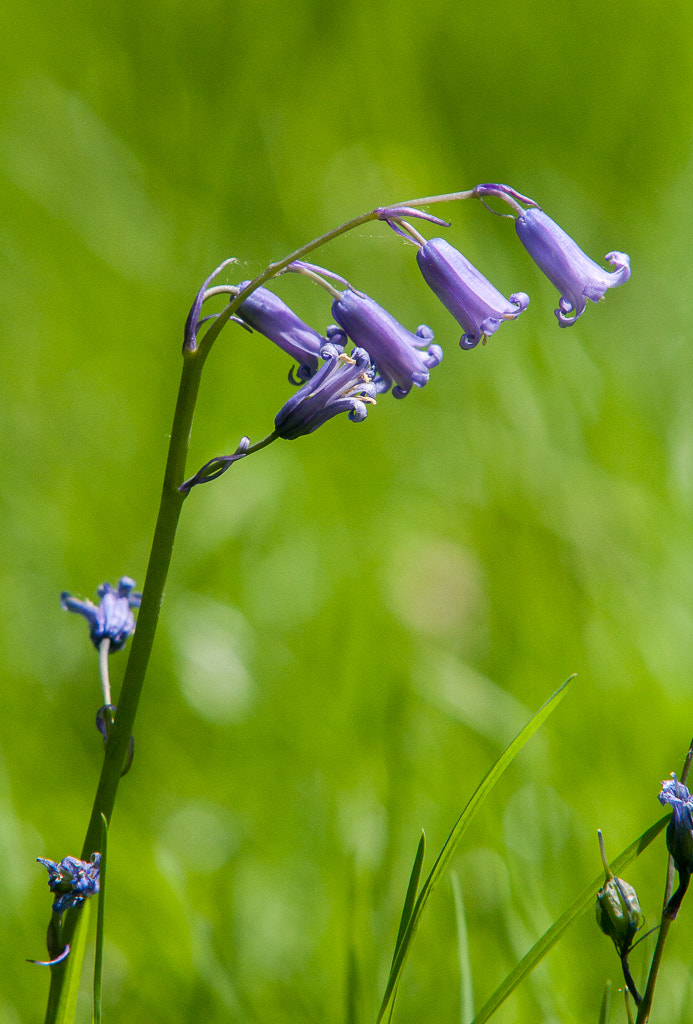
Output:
596 873 643 956
595 830 643 955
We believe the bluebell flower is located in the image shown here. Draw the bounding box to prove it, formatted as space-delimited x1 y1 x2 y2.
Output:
474 183 630 327
330 287 442 397
61 576 141 652
37 854 100 915
659 774 693 872
235 282 333 383
659 773 693 917
514 208 630 327
274 343 377 439
416 237 529 349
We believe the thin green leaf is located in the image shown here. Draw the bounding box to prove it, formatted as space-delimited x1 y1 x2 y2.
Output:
381 833 426 1023
451 872 474 1024
345 943 360 1024
92 813 108 1024
391 832 425 966
376 676 572 1023
52 899 92 1024
470 814 669 1024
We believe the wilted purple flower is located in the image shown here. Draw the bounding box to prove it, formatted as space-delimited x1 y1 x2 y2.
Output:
331 287 442 397
274 343 377 439
474 183 630 327
235 282 334 383
416 237 529 350
37 854 100 915
61 576 141 652
659 773 693 917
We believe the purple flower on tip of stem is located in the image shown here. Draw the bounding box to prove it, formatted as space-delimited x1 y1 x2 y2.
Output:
330 288 442 398
37 854 100 915
416 237 529 350
61 576 141 652
274 343 377 439
235 282 332 383
659 774 693 870
659 773 693 918
514 207 630 327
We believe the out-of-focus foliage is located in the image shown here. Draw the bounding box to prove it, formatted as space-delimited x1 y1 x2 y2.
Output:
2 0 693 1020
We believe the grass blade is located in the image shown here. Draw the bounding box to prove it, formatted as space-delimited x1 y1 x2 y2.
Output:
45 899 91 1024
380 832 426 1023
470 814 669 1024
376 676 572 1023
391 832 425 966
599 979 612 1024
92 813 108 1024
451 871 474 1024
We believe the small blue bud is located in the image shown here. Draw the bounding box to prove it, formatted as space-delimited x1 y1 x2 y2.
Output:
659 774 693 918
37 854 100 915
61 576 141 652
659 774 693 874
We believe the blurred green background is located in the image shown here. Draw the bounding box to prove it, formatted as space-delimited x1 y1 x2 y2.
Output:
2 0 693 1020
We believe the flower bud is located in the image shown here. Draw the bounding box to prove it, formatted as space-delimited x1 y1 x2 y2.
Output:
596 873 643 956
595 830 642 955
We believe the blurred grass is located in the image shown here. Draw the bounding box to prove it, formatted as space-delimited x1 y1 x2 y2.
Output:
1 0 693 1020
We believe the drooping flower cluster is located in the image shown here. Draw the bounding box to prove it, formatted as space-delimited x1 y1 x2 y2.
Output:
181 184 629 483
37 853 100 915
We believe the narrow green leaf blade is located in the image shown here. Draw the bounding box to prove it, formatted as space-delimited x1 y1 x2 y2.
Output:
451 871 474 1024
92 813 108 1024
391 832 425 966
53 899 91 1024
470 814 669 1024
378 832 426 1024
599 979 612 1024
376 676 572 1023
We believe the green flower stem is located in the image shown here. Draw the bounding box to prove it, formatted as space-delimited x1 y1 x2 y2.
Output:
93 814 108 1024
98 639 111 706
42 185 477 1023
635 738 693 1024
195 189 476 353
44 345 209 1022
